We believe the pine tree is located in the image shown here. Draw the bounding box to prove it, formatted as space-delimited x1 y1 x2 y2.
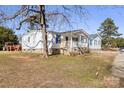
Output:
98 18 121 48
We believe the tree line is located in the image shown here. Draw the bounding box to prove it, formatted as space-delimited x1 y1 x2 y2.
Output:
98 18 124 49
0 17 124 51
0 26 18 50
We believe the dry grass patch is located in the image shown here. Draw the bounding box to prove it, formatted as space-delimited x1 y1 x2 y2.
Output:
0 51 117 87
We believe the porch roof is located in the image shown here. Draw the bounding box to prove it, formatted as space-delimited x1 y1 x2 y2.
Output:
22 29 90 37
60 29 89 37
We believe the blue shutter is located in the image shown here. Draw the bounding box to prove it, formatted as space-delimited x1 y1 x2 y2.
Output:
56 34 61 44
56 35 58 44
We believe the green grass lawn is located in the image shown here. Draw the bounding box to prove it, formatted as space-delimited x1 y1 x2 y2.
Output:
0 51 117 87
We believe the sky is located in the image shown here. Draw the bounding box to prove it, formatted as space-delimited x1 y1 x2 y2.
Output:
0 5 124 37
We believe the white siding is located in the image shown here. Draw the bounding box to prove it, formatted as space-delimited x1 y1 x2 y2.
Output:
22 31 54 50
89 36 101 50
21 30 102 52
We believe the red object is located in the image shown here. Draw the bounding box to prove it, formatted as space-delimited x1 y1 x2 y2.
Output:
6 45 21 51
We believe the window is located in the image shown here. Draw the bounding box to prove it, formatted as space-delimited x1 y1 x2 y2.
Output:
56 34 61 44
28 37 30 43
94 40 97 45
65 36 68 41
85 39 87 43
81 36 84 43
90 40 92 45
81 36 87 43
83 38 87 43
72 37 78 41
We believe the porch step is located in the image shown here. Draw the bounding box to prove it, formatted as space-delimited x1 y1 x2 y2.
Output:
70 47 89 56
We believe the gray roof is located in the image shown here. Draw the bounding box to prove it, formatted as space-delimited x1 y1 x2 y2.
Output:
89 33 101 39
23 29 89 36
60 29 89 37
22 29 93 38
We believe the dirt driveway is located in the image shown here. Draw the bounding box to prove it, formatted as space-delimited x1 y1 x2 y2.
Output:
112 52 124 78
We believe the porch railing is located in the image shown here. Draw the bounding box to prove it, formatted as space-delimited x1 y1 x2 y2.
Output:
65 41 88 49
65 41 79 48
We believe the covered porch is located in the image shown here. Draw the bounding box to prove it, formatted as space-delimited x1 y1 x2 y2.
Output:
60 30 89 55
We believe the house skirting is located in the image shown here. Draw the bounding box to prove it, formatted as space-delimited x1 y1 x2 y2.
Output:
22 47 91 55
22 48 60 55
22 48 44 53
22 48 71 55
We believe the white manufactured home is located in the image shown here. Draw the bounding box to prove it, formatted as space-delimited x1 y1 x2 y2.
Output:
21 29 101 54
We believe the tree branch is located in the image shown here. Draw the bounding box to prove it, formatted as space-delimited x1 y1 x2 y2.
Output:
0 6 28 23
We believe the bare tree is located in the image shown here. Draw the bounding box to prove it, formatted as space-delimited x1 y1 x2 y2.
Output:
0 5 89 58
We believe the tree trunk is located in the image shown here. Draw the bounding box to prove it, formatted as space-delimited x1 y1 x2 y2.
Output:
39 5 48 58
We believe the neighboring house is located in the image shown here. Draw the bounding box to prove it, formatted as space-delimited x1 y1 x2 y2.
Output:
89 34 102 50
21 29 101 54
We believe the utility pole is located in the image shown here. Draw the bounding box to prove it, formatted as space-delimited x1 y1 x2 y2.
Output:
39 5 48 58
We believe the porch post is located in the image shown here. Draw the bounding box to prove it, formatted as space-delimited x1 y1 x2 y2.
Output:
79 35 82 47
70 32 73 52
